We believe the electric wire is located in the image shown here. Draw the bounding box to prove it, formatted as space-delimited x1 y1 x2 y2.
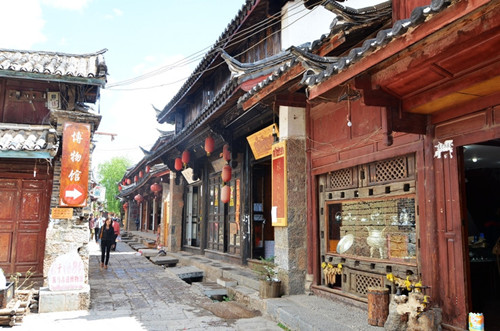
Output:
106 1 324 90
106 0 309 88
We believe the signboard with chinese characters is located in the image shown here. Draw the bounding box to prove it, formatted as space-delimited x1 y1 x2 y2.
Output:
59 122 90 207
272 140 287 227
246 124 279 160
51 208 74 219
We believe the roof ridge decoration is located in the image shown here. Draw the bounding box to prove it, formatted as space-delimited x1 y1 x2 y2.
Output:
157 0 260 123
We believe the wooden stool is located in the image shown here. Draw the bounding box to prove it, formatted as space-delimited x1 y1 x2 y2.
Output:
367 286 390 326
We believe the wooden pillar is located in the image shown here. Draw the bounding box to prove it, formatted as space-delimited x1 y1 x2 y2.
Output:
367 287 390 326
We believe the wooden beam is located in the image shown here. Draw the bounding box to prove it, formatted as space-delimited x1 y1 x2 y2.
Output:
242 64 304 110
308 0 492 100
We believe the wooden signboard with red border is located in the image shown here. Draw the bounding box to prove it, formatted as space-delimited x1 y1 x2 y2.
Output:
59 122 90 207
272 140 287 226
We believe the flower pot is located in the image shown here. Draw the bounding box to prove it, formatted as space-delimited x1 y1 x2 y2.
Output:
259 280 281 298
0 282 14 308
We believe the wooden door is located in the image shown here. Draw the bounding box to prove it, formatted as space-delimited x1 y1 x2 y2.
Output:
433 148 468 327
0 177 50 276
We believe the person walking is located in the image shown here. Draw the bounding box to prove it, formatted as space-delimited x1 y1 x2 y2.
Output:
111 213 120 251
94 214 104 242
88 214 95 241
99 215 117 269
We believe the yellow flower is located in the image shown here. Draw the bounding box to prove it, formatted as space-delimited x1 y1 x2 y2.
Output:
414 280 422 292
327 263 333 269
386 273 394 282
321 262 326 269
404 276 412 291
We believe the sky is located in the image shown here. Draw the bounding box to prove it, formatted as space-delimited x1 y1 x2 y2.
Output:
0 0 381 173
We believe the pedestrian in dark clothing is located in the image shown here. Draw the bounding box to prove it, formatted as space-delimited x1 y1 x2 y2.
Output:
111 213 120 251
99 216 117 269
135 218 140 231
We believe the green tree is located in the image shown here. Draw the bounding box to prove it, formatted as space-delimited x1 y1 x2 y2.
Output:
96 156 131 214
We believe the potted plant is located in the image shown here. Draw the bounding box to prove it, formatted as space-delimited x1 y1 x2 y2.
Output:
253 257 281 298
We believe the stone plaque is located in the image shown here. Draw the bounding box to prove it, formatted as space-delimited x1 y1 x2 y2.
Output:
48 252 85 291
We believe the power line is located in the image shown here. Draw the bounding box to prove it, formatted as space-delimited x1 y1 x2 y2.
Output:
106 1 322 90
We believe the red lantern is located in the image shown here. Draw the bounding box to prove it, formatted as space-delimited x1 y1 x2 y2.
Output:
145 165 151 173
126 178 131 185
123 202 128 210
134 194 143 203
151 182 162 195
205 136 215 156
139 170 144 178
221 164 232 183
182 150 190 167
221 185 231 204
223 144 231 162
174 158 183 171
134 175 138 182
118 185 122 191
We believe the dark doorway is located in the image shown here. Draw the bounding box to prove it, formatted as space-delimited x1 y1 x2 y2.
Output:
251 160 274 259
462 140 500 330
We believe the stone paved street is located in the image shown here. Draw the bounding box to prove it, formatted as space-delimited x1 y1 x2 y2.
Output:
18 241 282 331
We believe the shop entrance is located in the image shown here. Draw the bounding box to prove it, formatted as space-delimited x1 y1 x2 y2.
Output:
251 161 274 259
462 140 500 329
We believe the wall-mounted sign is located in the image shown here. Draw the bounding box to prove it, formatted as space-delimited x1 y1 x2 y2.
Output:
272 140 287 227
246 124 279 160
434 139 454 159
59 122 90 207
51 208 74 219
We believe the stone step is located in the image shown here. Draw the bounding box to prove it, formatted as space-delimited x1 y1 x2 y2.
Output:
217 277 237 288
169 266 204 281
193 282 228 299
227 284 265 313
150 256 179 267
129 243 148 250
138 248 159 257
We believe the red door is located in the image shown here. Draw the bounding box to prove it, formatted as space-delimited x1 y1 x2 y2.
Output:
0 177 51 276
433 147 468 327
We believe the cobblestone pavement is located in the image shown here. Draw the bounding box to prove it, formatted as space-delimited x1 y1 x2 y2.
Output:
18 241 282 331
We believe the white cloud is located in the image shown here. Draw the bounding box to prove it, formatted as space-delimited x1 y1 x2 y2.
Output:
113 8 123 16
0 0 46 49
41 0 92 11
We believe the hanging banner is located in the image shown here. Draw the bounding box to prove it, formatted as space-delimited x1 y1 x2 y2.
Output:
59 122 90 207
272 140 287 227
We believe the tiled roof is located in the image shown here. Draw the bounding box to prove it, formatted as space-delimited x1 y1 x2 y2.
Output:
238 0 450 104
0 124 59 157
157 0 261 123
0 48 107 82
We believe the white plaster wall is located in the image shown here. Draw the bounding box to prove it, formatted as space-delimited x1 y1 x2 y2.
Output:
279 106 306 139
281 0 336 50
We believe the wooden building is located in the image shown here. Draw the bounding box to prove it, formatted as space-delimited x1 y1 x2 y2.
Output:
242 0 500 329
0 48 107 287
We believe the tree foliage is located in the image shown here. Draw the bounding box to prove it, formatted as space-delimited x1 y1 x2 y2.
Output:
96 156 131 214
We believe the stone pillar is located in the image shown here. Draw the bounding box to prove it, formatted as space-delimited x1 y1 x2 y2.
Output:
168 172 184 252
275 106 307 295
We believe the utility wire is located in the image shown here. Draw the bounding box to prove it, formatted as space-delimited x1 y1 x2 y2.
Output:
107 1 322 90
106 0 308 88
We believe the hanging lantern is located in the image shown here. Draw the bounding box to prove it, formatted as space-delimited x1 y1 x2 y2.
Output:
118 185 122 191
182 150 190 167
134 194 143 203
223 144 231 162
126 178 131 185
205 136 215 156
221 185 231 204
123 202 128 210
134 175 138 182
150 182 162 195
139 170 144 178
174 158 183 171
145 165 151 173
221 164 232 183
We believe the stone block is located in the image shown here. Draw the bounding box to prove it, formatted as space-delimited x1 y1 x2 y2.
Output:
150 256 178 267
138 249 159 257
169 266 203 280
217 277 237 287
193 282 228 298
38 285 90 313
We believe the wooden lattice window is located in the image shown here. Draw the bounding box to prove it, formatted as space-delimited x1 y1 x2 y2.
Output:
326 167 357 191
368 155 415 185
348 270 384 297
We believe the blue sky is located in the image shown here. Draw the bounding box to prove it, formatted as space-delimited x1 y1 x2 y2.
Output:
0 0 379 171
0 0 246 169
